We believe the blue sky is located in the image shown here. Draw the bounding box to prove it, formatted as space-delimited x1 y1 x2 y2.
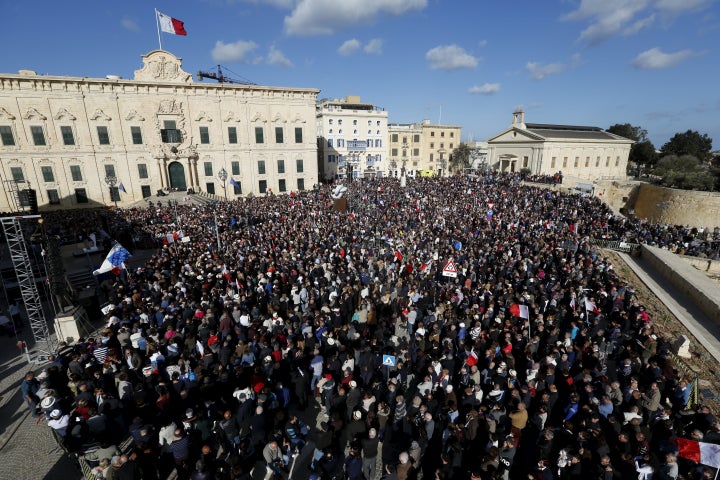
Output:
2 0 718 149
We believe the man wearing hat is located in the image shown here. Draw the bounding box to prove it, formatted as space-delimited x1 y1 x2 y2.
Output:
345 380 361 421
47 408 70 437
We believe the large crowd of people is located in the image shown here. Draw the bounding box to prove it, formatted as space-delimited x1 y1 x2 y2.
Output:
20 173 720 480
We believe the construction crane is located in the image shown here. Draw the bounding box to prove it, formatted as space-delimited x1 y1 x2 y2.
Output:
196 65 255 85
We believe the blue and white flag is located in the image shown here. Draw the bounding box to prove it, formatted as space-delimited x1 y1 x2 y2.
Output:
229 178 240 189
93 242 132 275
118 183 127 193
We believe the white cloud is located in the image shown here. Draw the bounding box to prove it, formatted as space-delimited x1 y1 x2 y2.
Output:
478 39 488 47
631 47 695 69
284 0 427 36
526 61 566 80
562 0 651 45
364 38 383 55
212 40 259 63
244 0 298 7
121 17 140 32
622 14 655 35
526 53 580 80
656 0 713 13
563 0 713 45
469 83 501 95
426 45 479 70
267 45 294 67
338 39 361 55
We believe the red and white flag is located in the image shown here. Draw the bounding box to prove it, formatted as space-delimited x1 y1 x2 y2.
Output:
419 260 432 272
466 350 478 367
584 298 600 315
157 10 187 36
394 250 404 262
678 438 720 467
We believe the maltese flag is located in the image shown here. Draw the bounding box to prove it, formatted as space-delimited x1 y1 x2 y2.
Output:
94 242 132 275
157 10 187 35
678 438 720 468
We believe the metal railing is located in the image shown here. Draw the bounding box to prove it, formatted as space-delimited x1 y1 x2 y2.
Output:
590 238 642 255
666 350 700 409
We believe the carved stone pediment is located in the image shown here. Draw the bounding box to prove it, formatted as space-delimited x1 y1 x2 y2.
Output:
0 107 16 120
23 107 47 120
54 108 76 121
273 112 286 123
134 50 193 84
292 114 306 124
125 110 145 121
251 112 266 123
195 111 213 122
90 109 112 121
223 111 242 122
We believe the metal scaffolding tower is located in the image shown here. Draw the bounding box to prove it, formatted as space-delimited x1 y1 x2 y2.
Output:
1 215 55 359
3 179 25 213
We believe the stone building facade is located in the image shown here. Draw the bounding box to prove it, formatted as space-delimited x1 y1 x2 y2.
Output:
0 50 319 211
487 110 632 181
316 96 388 181
387 120 462 177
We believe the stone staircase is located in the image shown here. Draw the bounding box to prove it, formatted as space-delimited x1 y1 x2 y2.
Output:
126 191 227 208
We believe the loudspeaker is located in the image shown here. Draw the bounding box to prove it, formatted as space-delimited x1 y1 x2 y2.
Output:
19 189 38 213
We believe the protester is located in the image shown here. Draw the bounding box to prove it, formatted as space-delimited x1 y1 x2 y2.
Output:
26 173 718 479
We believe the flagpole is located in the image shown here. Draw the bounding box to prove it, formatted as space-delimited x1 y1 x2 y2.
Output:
155 8 163 51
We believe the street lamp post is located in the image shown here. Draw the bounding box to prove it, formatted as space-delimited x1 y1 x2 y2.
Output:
217 167 228 200
104 175 118 208
401 142 408 178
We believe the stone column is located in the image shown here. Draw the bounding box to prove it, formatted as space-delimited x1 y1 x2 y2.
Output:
187 158 196 189
192 158 200 189
157 159 166 189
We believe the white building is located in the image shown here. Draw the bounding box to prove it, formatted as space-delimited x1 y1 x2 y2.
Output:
465 141 489 171
487 110 632 181
0 50 319 211
316 96 388 180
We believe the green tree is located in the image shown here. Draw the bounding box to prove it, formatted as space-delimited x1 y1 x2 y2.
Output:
450 143 472 172
654 154 715 191
607 123 657 168
607 123 648 142
661 130 713 162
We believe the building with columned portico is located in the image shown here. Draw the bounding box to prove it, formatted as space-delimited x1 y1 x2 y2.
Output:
487 110 632 181
0 50 319 211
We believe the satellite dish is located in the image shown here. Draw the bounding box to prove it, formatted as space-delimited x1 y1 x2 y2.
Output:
331 184 348 199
